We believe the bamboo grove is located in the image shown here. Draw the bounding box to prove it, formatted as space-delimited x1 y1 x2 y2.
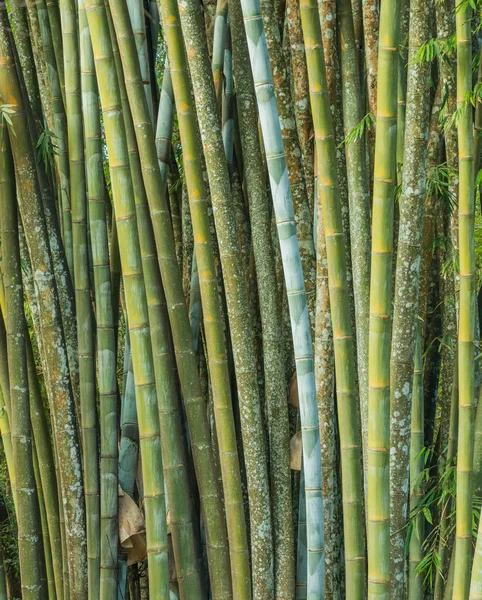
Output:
0 0 481 596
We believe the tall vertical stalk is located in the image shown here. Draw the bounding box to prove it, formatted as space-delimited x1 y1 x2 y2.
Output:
301 1 366 596
230 0 294 593
84 1 170 596
0 122 48 600
389 0 433 591
337 0 371 469
367 0 401 596
60 0 100 591
154 0 251 595
0 16 88 596
79 0 119 595
453 1 476 598
107 0 235 596
237 0 324 595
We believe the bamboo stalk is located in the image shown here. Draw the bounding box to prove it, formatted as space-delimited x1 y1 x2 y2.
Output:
300 1 366 596
389 0 433 591
84 2 170 596
237 0 324 595
337 0 371 473
153 0 251 594
60 0 100 590
454 0 476 596
106 1 234 596
367 0 401 595
408 327 424 599
230 0 295 594
0 120 48 600
79 1 119 595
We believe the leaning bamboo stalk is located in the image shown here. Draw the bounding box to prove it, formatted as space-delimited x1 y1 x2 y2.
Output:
117 332 137 595
0 312 15 502
236 0 324 594
258 0 316 321
106 1 233 596
454 0 476 596
126 0 153 121
174 0 278 594
17 227 64 600
212 0 228 110
8 0 43 132
27 339 64 600
300 1 366 596
59 0 100 591
1 121 48 600
84 1 170 596
32 445 56 600
230 0 294 594
105 4 206 596
155 57 174 187
366 0 401 595
79 1 119 596
29 0 73 276
153 0 251 594
284 0 314 212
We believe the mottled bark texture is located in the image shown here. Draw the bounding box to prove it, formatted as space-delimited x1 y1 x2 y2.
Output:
389 0 433 593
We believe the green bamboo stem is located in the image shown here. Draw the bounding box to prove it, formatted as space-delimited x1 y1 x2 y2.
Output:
8 0 44 132
230 0 294 594
0 121 48 600
284 0 314 213
139 0 251 593
60 0 100 590
469 422 482 597
0 541 7 600
174 1 280 594
27 338 64 600
105 6 205 596
0 312 15 503
33 444 57 600
337 0 371 474
453 1 476 597
408 327 424 599
313 162 342 595
366 0 401 594
85 3 188 597
434 358 458 600
212 0 228 110
30 0 73 276
389 0 432 591
301 1 366 596
126 0 153 122
106 1 234 596
79 1 119 595
155 58 174 187
222 20 234 177
237 0 324 596
474 48 482 192
318 0 355 335
17 227 64 600
118 331 138 497
45 0 65 99
118 332 138 596
0 11 88 598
